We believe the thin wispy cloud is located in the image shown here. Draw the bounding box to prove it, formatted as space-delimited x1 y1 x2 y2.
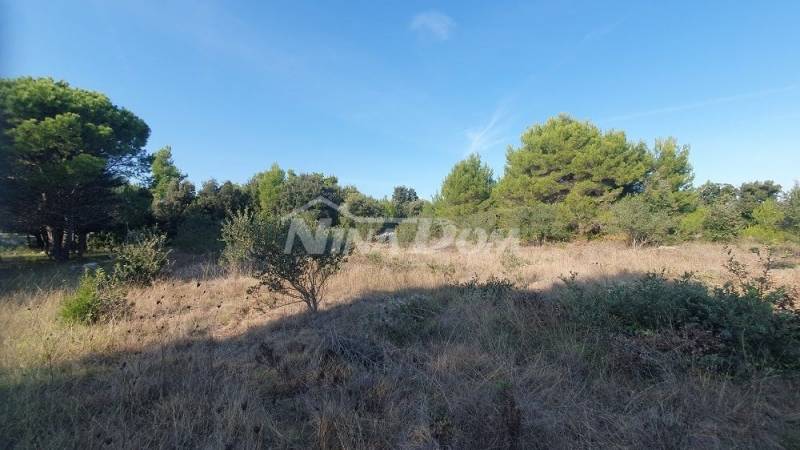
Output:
410 11 455 41
581 18 626 43
603 84 798 122
465 106 511 156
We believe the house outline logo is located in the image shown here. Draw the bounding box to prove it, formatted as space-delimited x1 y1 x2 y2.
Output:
281 196 421 225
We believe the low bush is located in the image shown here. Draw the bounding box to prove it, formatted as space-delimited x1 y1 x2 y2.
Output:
86 231 120 252
606 196 674 247
501 204 572 245
220 208 260 270
60 268 126 324
560 254 800 372
702 201 743 241
244 216 352 313
395 220 419 247
677 207 707 240
454 275 516 303
112 228 170 286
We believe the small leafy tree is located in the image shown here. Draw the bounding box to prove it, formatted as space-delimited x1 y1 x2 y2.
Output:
607 196 672 247
150 146 185 199
112 228 170 286
255 163 286 214
703 201 743 241
436 153 495 218
236 216 352 313
742 199 788 243
505 203 571 245
220 208 260 270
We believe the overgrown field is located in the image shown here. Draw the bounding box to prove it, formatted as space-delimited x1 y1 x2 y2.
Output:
2 242 800 449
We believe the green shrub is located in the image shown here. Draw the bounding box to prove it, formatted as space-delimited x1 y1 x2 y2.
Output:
702 201 743 241
560 252 800 372
113 228 170 286
247 216 352 313
395 220 419 246
741 225 793 244
501 204 572 245
677 207 707 240
220 208 261 269
606 196 673 247
60 268 125 324
454 276 516 303
87 231 119 252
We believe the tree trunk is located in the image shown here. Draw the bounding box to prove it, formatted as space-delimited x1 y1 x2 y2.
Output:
47 226 68 261
77 232 87 257
36 228 49 253
65 226 75 256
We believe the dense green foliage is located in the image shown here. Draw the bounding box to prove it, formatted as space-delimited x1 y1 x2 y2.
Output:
436 154 495 218
606 196 673 247
222 212 352 312
112 228 170 286
0 77 150 260
60 228 170 323
60 268 118 324
561 254 800 372
1 77 798 255
253 163 285 213
220 208 261 270
494 115 650 233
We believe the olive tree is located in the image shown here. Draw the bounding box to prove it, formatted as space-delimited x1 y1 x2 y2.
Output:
224 212 351 313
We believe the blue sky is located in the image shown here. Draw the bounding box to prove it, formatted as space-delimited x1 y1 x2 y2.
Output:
2 0 798 199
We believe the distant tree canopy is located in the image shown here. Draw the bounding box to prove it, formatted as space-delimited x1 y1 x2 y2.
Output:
0 77 150 260
430 114 797 245
150 146 185 200
255 163 286 214
644 137 696 214
1 76 797 257
739 180 781 220
392 185 423 218
494 115 650 206
277 172 344 223
436 154 494 218
784 184 800 234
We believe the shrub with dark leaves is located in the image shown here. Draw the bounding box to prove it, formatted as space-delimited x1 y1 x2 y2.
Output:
560 250 800 372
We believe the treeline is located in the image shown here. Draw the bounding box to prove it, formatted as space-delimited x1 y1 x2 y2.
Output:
1 78 798 261
434 116 800 247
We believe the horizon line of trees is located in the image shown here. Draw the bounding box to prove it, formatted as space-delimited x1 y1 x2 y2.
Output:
2 77 798 261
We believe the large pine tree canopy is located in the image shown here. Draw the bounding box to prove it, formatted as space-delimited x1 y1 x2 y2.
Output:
0 77 150 259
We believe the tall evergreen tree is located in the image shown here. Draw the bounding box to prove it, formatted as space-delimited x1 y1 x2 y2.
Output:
0 77 150 260
150 146 185 200
436 154 494 218
494 115 649 233
256 163 286 214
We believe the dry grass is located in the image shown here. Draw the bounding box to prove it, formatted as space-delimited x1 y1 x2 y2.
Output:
1 241 799 449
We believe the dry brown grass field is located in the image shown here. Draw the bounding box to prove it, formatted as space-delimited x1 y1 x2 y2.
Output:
2 241 800 449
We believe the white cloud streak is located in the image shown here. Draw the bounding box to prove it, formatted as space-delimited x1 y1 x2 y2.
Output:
465 106 511 156
603 84 798 122
410 11 455 41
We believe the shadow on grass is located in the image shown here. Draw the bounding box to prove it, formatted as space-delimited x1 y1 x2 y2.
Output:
1 274 798 449
0 253 114 296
